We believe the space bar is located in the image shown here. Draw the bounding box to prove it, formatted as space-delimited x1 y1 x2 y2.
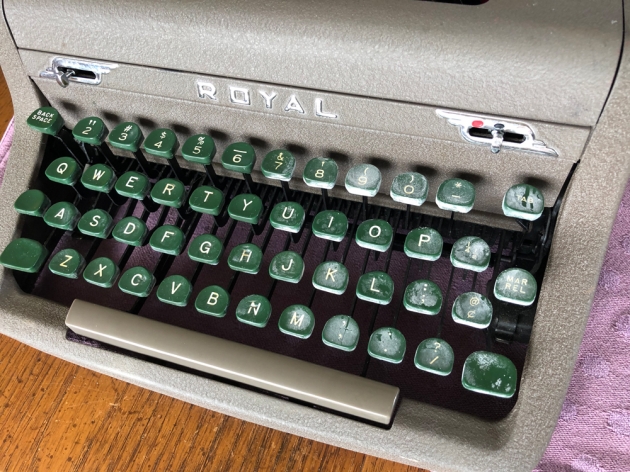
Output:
65 299 400 425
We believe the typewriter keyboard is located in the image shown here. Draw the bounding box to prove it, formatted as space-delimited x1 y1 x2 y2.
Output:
0 107 557 424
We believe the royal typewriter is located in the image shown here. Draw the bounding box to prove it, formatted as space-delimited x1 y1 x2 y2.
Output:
0 0 628 470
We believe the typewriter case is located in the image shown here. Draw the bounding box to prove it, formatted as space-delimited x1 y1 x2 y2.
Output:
0 1 628 471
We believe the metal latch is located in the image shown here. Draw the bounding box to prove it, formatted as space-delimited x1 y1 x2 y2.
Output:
40 57 118 88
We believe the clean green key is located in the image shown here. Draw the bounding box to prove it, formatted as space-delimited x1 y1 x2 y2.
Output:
227 243 263 274
221 143 256 173
303 157 338 189
83 257 119 288
312 261 349 295
108 122 143 152
404 227 443 261
43 201 81 230
345 164 382 197
450 236 490 272
181 134 216 165
390 172 428 206
270 201 305 233
26 107 64 136
436 178 475 213
189 186 224 215
494 268 537 306
115 171 150 200
462 351 518 398
14 189 50 217
269 251 304 283
48 248 85 279
356 271 394 305
112 217 148 246
502 184 545 221
414 338 454 376
404 280 443 315
149 225 185 255
118 266 156 297
45 157 81 186
143 129 179 159
73 117 108 145
312 210 348 242
228 194 263 224
355 219 393 252
188 234 223 265
77 209 114 238
452 292 493 328
235 294 272 327
81 163 116 192
261 149 296 181
151 178 185 208
367 327 406 364
195 285 230 317
0 238 48 273
321 315 360 352
157 275 192 307
278 304 315 339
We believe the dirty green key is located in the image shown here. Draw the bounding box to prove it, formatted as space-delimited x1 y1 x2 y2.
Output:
404 227 443 261
270 201 305 233
502 184 545 221
81 163 116 192
390 172 428 206
450 236 490 272
45 157 81 186
195 285 230 317
312 261 349 295
302 157 338 189
157 275 192 307
228 194 263 223
83 257 119 288
356 271 394 305
181 134 216 165
189 186 224 215
404 279 443 315
367 327 406 364
188 234 223 265
108 122 144 152
27 107 64 136
48 248 85 279
143 129 179 159
118 266 156 297
227 243 263 274
77 209 114 238
278 304 315 339
235 294 272 328
321 315 360 352
115 171 150 200
112 217 148 246
72 117 108 145
14 189 50 217
355 219 393 252
436 178 475 213
494 268 537 306
269 251 304 283
414 338 454 376
43 201 81 230
261 149 296 181
452 292 493 328
462 351 518 398
345 164 382 197
151 178 186 208
150 225 186 255
312 210 348 242
0 238 48 273
221 143 256 173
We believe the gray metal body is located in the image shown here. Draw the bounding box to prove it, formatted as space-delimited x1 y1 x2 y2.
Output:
0 1 628 470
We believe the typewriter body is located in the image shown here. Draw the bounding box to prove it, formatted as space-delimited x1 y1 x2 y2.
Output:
0 1 628 470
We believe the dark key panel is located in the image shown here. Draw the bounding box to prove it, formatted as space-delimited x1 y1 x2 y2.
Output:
2 107 567 423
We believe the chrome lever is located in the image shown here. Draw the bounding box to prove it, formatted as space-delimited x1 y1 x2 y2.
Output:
55 69 75 88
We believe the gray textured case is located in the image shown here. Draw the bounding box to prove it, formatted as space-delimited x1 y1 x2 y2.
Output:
0 1 629 470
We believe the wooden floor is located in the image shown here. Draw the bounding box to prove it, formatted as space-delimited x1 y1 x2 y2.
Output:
0 68 425 471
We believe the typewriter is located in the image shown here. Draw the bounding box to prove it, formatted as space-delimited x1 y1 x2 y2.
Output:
0 0 628 470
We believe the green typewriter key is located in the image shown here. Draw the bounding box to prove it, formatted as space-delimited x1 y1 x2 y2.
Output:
269 251 304 283
0 238 48 273
435 178 475 213
404 280 443 315
189 186 224 215
27 106 64 136
390 172 429 206
108 122 156 178
83 257 119 288
321 315 360 352
303 157 338 189
502 183 545 221
221 143 257 193
278 305 315 339
14 189 51 217
143 128 187 182
80 163 116 192
112 217 148 247
414 338 454 376
367 327 406 364
77 209 114 238
115 171 150 200
151 178 186 208
269 201 305 233
188 234 223 265
45 157 81 186
261 149 296 182
312 261 349 295
227 243 263 274
157 275 192 307
195 285 230 317
462 351 517 398
355 219 393 252
356 271 394 305
452 292 493 328
48 248 85 279
311 210 348 242
181 134 221 186
72 116 108 146
118 266 156 297
149 225 186 255
227 194 263 224
450 236 490 272
43 201 81 230
404 227 443 261
494 268 537 306
235 294 272 328
345 164 382 197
